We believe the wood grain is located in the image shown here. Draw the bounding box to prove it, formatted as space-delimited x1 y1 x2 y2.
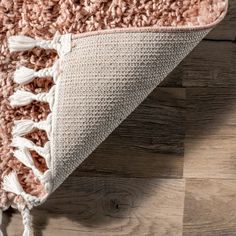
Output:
184 137 236 178
184 88 236 178
183 179 236 236
182 41 236 87
186 88 236 136
161 40 236 88
5 177 185 236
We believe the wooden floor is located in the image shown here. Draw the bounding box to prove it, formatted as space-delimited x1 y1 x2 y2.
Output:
4 2 236 236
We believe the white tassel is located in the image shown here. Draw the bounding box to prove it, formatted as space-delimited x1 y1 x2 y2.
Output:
9 86 55 110
12 113 52 137
14 149 34 169
14 149 43 178
12 119 39 137
8 32 72 57
14 148 51 188
8 35 42 52
2 172 41 208
14 67 35 85
9 90 37 107
11 137 51 168
20 208 33 236
2 171 24 196
12 136 45 153
2 173 40 235
14 61 59 85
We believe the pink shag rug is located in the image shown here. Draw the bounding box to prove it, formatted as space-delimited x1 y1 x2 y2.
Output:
0 0 226 210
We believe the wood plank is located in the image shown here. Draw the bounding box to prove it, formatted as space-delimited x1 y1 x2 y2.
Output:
162 41 236 88
183 178 236 236
179 41 236 87
3 177 185 236
186 88 236 136
75 87 185 179
184 136 236 178
184 87 236 178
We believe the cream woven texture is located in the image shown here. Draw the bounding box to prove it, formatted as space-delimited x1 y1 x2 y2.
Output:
51 29 209 191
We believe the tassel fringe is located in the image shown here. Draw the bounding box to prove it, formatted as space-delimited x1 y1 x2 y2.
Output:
8 35 41 52
9 90 38 107
14 60 60 85
2 172 24 196
14 149 43 178
8 32 71 57
2 172 41 207
12 136 50 159
3 32 72 236
14 149 35 169
12 113 52 137
9 86 55 110
14 67 35 85
11 137 51 168
12 119 35 136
